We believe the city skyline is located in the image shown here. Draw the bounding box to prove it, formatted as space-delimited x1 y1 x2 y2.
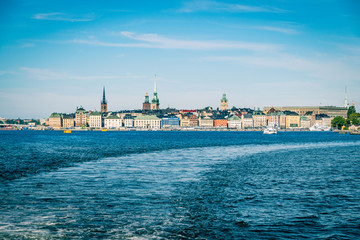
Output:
1 0 359 118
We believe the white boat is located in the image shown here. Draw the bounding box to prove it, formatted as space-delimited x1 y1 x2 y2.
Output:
263 126 277 134
309 123 331 131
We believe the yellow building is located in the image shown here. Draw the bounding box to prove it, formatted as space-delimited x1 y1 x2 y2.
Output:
62 114 74 128
284 111 300 128
49 112 62 128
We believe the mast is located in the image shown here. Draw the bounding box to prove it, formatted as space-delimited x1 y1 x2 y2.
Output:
344 86 348 108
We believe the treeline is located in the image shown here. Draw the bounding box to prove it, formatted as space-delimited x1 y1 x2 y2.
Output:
331 106 359 130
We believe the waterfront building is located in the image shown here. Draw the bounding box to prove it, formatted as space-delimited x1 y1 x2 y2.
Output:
143 93 151 111
266 108 285 128
253 109 267 128
104 115 122 129
123 114 134 128
151 76 160 110
220 93 228 111
89 112 102 128
101 86 108 113
180 114 191 127
263 106 347 118
284 111 300 128
162 116 180 128
315 114 332 127
304 111 316 127
49 112 62 128
199 116 214 128
227 115 242 129
242 114 254 129
300 116 311 128
189 114 199 127
214 117 227 128
134 115 161 129
75 106 87 127
62 114 74 128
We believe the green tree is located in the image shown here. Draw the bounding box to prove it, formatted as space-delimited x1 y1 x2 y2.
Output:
331 116 346 130
347 106 356 118
349 113 360 125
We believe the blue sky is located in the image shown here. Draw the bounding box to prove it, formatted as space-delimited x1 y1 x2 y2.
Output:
0 0 359 118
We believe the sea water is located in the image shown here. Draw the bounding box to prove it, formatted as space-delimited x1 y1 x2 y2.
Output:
0 131 359 239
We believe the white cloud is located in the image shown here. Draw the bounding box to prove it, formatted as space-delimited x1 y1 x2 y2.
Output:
177 0 287 13
33 12 94 22
73 32 280 51
256 26 298 35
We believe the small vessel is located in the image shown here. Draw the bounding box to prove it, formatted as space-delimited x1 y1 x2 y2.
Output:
64 130 72 133
263 126 277 134
309 124 331 131
101 129 107 132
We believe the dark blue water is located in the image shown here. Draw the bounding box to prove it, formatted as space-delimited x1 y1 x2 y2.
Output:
0 131 359 239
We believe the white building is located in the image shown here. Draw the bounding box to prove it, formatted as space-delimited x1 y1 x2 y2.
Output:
199 116 213 128
227 115 242 129
123 114 134 128
104 115 122 129
242 114 253 129
134 115 161 129
89 112 102 128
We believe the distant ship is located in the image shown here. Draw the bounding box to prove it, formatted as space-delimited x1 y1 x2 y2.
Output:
309 123 331 131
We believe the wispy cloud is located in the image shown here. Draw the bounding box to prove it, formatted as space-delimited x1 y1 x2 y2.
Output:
33 12 94 22
20 67 147 81
72 31 280 51
255 26 298 35
177 0 287 13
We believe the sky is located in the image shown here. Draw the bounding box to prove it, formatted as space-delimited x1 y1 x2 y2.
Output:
0 0 359 118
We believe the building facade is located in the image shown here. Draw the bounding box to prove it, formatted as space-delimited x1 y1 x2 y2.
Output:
49 112 62 128
162 116 180 128
214 118 227 127
134 115 161 129
104 115 122 129
123 114 134 128
227 115 242 129
242 114 254 129
284 111 300 128
89 112 102 128
75 106 87 127
199 116 214 128
62 114 74 128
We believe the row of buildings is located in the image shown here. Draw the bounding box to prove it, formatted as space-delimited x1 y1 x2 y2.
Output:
48 105 344 130
47 80 348 130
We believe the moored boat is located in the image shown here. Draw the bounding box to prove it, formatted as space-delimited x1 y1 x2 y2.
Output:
263 126 277 134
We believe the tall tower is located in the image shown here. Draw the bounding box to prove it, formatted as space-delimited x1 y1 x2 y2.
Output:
151 75 160 110
143 92 151 110
101 86 107 113
344 87 348 108
220 93 228 111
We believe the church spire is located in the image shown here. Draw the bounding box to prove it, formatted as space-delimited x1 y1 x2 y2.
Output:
151 74 160 110
154 74 157 93
101 86 107 113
